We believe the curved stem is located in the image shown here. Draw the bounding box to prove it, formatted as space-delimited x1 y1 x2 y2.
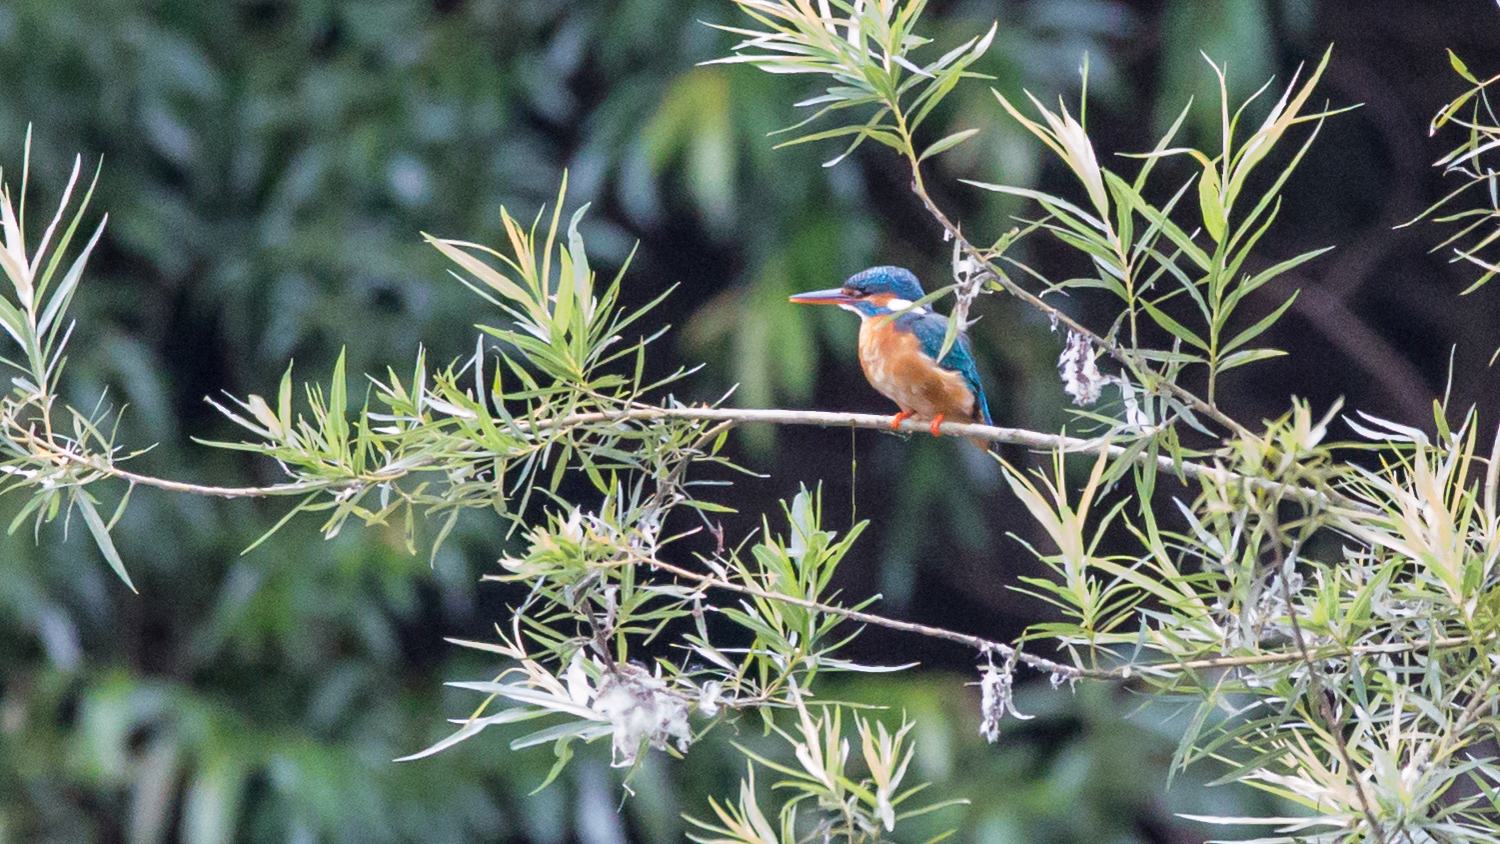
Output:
14 401 1469 686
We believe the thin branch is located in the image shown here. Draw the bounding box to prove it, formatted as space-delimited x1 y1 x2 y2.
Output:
1134 633 1489 675
28 405 1347 510
633 548 1492 684
633 552 1085 679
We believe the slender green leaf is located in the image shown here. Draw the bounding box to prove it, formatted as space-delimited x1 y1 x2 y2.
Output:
917 128 979 162
1221 291 1299 355
1140 300 1208 351
76 492 135 593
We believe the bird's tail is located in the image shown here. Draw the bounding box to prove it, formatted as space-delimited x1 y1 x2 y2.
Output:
970 394 998 454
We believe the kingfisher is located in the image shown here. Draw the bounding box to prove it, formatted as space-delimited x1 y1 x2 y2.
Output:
790 266 993 449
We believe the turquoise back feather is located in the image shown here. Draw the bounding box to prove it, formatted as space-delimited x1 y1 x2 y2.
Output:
894 310 992 426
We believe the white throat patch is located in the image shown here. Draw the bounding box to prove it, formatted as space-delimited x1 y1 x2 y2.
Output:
885 298 926 314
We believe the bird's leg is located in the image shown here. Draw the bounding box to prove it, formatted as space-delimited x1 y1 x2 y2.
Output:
890 410 915 430
928 414 946 436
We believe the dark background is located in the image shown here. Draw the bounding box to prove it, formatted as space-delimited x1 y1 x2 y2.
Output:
1 1 1497 842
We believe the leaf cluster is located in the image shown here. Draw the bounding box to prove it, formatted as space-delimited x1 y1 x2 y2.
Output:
0 119 965 841
720 3 1500 841
0 132 136 588
1410 51 1500 294
708 0 996 167
689 685 963 844
11 3 1500 843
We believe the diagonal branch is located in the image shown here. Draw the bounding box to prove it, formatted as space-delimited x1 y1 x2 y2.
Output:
640 547 1491 684
635 552 1083 678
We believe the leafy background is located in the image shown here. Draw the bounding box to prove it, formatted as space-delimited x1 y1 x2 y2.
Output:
0 0 1496 841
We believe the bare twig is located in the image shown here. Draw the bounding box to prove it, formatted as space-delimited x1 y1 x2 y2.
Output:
1136 633 1489 675
634 552 1084 679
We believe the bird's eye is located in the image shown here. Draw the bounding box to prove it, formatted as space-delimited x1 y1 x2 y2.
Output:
842 287 863 298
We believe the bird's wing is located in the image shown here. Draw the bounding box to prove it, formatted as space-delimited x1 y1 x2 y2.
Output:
900 311 993 426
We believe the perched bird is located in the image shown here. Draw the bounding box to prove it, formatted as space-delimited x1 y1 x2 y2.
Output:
790 266 993 449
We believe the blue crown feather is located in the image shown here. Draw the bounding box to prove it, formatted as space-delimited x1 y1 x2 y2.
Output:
843 266 925 300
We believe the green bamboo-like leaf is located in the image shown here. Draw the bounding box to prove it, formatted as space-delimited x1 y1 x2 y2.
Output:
1197 164 1226 244
276 360 295 438
76 491 135 593
1431 86 1485 136
1455 218 1500 262
566 203 593 316
240 492 322 554
7 488 54 535
1047 223 1119 265
1120 186 1212 272
37 215 106 338
1220 291 1299 355
327 349 349 459
509 719 611 751
1226 115 1331 259
426 234 534 311
1448 48 1477 83
1222 47 1334 214
1218 348 1286 372
962 180 1109 237
530 736 579 795
107 481 134 530
553 243 576 350
1220 197 1284 286
916 128 979 162
1140 300 1208 351
771 122 872 150
909 68 965 130
32 156 93 303
394 709 550 762
0 295 30 351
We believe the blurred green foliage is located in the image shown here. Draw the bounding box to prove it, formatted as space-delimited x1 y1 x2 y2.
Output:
2 0 1494 841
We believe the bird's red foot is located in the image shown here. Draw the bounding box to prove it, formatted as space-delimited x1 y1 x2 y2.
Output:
890 410 915 430
929 414 946 436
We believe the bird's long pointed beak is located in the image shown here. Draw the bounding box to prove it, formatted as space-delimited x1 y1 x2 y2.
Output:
788 287 854 305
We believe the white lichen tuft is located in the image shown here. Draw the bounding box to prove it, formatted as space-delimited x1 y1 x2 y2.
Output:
977 655 1032 743
1057 330 1105 405
947 234 988 333
978 667 1003 743
696 681 722 719
590 663 693 767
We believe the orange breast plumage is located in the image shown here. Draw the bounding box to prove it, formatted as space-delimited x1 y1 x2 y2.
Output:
857 317 978 423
